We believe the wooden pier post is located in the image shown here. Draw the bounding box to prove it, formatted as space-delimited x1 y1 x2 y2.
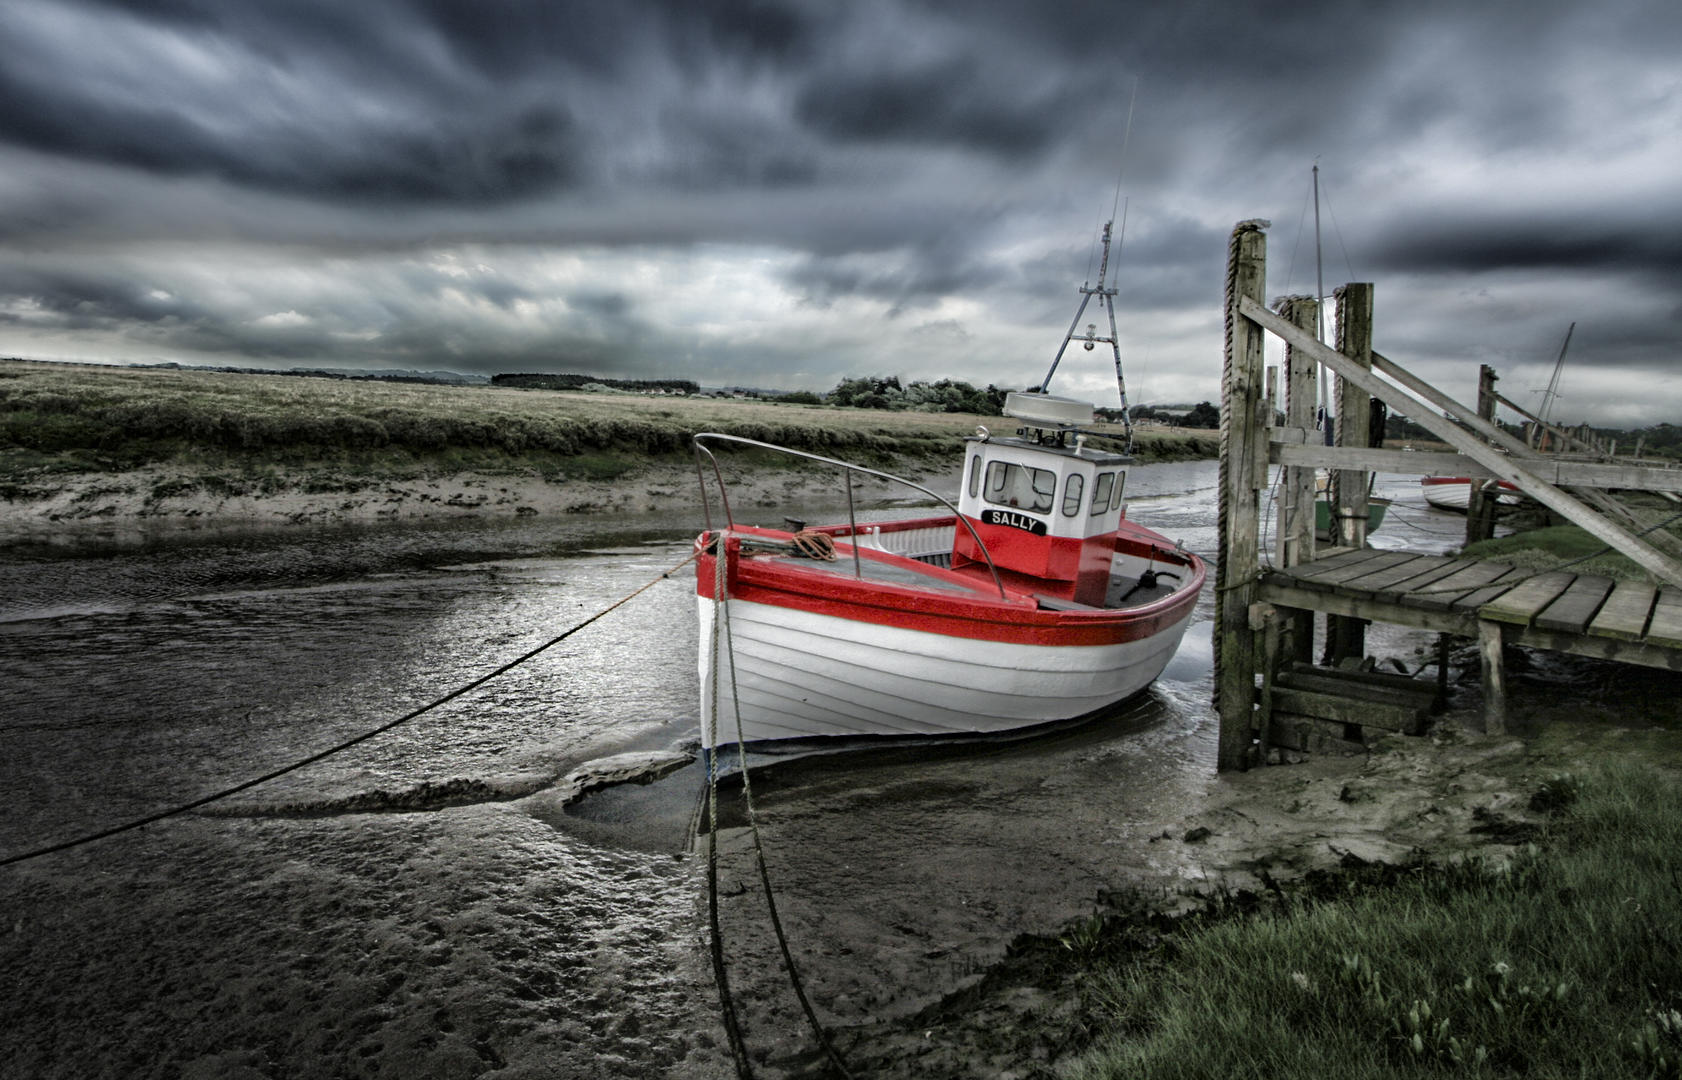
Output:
1478 620 1507 734
1278 297 1319 572
1327 283 1374 663
1279 296 1319 666
1466 365 1500 545
1332 283 1374 550
1216 221 1269 771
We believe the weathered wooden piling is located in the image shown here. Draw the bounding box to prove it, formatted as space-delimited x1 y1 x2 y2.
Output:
1277 296 1318 575
1464 365 1501 545
1278 296 1318 669
1214 221 1268 772
1326 283 1375 664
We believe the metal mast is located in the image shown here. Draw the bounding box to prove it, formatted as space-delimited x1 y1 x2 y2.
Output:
1039 214 1133 448
1533 321 1575 449
1314 163 1332 444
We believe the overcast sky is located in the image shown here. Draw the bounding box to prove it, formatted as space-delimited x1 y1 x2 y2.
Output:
1 0 1678 425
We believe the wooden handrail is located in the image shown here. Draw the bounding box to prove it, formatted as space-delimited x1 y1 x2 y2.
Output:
1240 294 1682 585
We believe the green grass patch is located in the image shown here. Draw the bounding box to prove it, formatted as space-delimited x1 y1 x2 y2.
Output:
1463 525 1659 582
556 452 644 482
1068 763 1682 1079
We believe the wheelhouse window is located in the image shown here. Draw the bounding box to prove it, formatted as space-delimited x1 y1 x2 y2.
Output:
968 454 982 498
1110 471 1127 510
984 460 1055 514
1091 471 1116 515
1061 473 1085 517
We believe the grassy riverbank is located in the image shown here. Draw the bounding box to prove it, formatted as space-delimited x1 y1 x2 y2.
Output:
0 360 1215 536
1463 508 1682 582
1065 761 1682 1079
844 746 1682 1079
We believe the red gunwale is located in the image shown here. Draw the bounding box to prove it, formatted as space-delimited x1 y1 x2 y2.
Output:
695 519 1205 648
1421 477 1519 490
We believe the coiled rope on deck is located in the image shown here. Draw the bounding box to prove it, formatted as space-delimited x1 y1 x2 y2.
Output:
704 532 857 1080
0 550 700 870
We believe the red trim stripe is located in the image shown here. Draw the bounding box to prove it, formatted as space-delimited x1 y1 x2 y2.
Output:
696 524 1205 648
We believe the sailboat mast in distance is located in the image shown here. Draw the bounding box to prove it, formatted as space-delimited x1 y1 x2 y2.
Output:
1313 163 1332 443
1533 321 1576 449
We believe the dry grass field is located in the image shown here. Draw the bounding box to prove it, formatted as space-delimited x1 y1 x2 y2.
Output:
0 359 1215 478
0 360 1215 535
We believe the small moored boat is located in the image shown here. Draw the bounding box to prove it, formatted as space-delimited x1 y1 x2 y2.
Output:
1420 476 1522 511
692 391 1205 751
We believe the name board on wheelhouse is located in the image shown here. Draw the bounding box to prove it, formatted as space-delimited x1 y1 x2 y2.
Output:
980 509 1048 535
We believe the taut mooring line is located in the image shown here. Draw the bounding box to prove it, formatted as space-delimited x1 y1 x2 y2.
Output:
704 534 858 1079
0 551 699 870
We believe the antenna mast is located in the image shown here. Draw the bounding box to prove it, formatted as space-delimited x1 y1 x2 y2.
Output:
1039 216 1130 443
1039 86 1138 449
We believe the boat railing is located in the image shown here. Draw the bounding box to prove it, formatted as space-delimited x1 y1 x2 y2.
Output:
692 432 1009 600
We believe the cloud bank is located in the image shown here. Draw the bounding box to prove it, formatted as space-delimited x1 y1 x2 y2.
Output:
1 0 1678 422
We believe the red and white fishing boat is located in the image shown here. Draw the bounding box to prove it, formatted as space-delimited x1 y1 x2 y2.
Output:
692 214 1206 750
691 399 1204 750
1420 476 1523 511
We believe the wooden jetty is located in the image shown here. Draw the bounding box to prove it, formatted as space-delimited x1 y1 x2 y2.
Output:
1214 220 1682 771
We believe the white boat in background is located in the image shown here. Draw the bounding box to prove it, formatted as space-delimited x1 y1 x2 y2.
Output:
1420 476 1523 512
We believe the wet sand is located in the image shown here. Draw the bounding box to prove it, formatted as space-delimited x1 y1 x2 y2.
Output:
0 460 940 547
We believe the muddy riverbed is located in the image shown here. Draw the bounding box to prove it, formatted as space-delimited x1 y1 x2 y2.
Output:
4 462 1676 1079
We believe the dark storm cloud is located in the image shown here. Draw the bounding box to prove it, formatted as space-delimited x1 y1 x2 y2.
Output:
795 58 1080 159
1 0 1679 418
0 81 584 203
0 0 827 207
0 266 206 328
785 237 1012 314
0 9 587 203
1371 219 1682 282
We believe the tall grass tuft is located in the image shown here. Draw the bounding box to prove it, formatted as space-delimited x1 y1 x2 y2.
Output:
1070 763 1682 1079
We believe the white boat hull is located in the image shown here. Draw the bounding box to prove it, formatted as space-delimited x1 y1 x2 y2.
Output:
697 593 1196 748
1421 477 1522 511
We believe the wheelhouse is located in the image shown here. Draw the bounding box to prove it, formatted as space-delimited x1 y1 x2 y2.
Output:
953 394 1131 606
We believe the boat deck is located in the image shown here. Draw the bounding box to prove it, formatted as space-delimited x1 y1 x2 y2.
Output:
757 548 990 596
750 545 1186 611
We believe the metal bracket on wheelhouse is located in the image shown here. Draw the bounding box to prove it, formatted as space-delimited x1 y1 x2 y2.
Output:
691 431 1010 600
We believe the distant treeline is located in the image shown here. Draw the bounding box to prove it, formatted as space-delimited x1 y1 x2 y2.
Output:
492 373 700 395
1130 402 1221 429
824 376 1009 415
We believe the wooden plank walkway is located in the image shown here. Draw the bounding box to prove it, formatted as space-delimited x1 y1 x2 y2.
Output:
1261 549 1682 670
1258 548 1682 733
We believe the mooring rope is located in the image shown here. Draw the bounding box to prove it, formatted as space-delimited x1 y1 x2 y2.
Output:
705 532 858 1080
0 550 700 870
705 536 758 1079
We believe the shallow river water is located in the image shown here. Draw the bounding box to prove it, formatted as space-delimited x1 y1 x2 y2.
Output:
0 462 1469 1079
